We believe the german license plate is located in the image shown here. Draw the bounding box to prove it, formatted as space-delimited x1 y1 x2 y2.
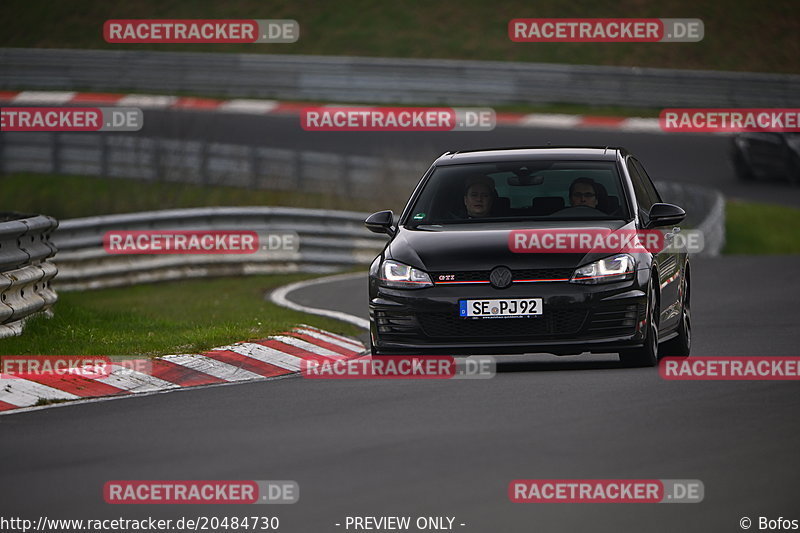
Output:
459 298 543 318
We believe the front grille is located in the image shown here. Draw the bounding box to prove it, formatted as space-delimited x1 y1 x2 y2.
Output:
514 268 574 281
418 309 587 339
431 268 573 284
586 304 640 336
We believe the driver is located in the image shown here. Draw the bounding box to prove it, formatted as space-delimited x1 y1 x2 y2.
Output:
463 176 495 218
569 177 600 208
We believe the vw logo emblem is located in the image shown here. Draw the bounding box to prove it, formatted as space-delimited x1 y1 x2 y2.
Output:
489 266 513 289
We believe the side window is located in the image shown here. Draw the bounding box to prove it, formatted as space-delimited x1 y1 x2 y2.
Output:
632 159 662 205
626 158 654 215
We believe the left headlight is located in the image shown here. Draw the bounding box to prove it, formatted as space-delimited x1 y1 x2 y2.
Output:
570 254 635 284
378 260 434 289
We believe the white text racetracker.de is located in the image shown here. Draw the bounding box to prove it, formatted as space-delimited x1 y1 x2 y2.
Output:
340 516 462 530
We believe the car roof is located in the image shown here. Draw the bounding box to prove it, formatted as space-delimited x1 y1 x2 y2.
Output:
434 146 624 165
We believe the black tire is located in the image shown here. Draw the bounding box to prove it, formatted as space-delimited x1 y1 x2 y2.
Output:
660 270 691 357
619 279 659 368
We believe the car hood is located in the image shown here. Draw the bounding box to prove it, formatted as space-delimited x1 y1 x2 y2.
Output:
388 220 635 271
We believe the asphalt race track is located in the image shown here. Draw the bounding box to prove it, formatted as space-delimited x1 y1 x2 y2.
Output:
138 110 800 208
2 114 800 531
1 255 799 533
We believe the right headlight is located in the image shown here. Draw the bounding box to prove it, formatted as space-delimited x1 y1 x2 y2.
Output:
378 260 433 289
570 254 635 284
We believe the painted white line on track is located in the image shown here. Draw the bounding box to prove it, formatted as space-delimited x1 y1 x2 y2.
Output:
269 272 370 330
218 99 279 113
520 113 582 128
13 91 76 104
117 94 178 108
619 118 663 132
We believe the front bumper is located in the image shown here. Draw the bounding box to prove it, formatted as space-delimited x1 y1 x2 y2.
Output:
370 269 650 355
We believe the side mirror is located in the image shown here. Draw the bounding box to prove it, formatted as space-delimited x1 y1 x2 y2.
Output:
646 203 686 228
365 210 396 236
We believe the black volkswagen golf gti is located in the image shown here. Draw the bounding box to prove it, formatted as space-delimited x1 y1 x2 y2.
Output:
365 147 691 367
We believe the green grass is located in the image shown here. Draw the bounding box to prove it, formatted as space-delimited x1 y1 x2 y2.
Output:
2 0 799 74
0 274 364 356
724 200 800 254
1 173 387 219
34 397 72 406
1 173 370 358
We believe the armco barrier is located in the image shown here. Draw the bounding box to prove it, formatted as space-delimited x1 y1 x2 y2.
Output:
0 133 729 241
0 132 421 200
0 213 59 338
51 207 388 290
1 48 799 108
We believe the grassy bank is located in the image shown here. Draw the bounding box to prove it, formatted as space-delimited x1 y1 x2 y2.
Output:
2 0 798 74
724 200 800 254
0 274 363 356
0 173 380 219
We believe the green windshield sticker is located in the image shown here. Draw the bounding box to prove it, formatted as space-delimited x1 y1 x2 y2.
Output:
413 213 426 220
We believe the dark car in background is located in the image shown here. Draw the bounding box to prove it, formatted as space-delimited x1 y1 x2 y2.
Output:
365 147 691 367
732 132 800 184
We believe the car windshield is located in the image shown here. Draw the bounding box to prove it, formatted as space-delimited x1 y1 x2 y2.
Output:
404 160 630 226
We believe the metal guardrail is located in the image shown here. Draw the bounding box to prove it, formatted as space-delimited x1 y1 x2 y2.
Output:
0 133 729 247
2 48 799 108
52 207 388 290
0 213 59 338
0 132 420 200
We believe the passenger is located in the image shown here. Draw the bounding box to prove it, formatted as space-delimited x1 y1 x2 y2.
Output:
463 176 495 218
